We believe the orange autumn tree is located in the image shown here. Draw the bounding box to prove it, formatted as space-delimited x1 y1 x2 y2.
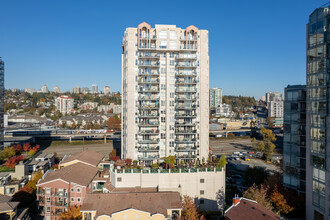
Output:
270 185 294 215
23 143 31 152
107 115 121 130
59 205 82 220
180 195 205 220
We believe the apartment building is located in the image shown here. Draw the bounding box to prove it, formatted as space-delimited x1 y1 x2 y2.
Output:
306 5 330 219
72 86 81 94
92 84 98 94
53 85 61 93
41 85 49 93
121 22 209 163
265 91 283 104
283 85 306 194
103 86 111 95
267 100 284 118
55 96 74 115
209 87 222 109
0 58 4 150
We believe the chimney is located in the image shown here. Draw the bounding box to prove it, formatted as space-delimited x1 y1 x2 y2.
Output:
233 195 240 206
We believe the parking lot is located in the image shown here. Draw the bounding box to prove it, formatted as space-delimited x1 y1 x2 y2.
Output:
210 137 254 155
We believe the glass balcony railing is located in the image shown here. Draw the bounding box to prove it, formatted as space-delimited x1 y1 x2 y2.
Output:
139 88 159 93
138 79 160 84
138 122 160 126
175 105 197 109
138 71 159 76
138 130 160 135
176 54 197 59
139 45 157 50
138 146 160 152
138 95 159 100
138 105 159 109
176 154 197 159
138 155 160 160
180 46 197 51
175 71 197 76
138 62 160 67
139 114 159 118
176 63 197 68
138 138 160 144
176 88 197 92
175 147 197 152
175 121 197 126
175 138 196 143
175 80 197 84
175 129 197 134
180 36 197 41
175 96 196 101
139 53 159 58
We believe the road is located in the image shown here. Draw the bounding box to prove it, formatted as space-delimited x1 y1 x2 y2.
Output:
210 138 254 155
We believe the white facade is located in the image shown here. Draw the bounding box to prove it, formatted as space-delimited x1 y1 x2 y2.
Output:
24 88 36 94
267 101 283 118
53 85 61 93
209 88 222 108
265 91 282 104
55 96 74 115
110 168 225 211
41 85 49 93
103 86 111 95
92 84 98 94
121 23 209 162
216 104 232 117
72 86 81 94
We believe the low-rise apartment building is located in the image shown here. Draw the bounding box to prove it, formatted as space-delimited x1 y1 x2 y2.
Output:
59 150 104 168
55 96 74 115
110 167 225 211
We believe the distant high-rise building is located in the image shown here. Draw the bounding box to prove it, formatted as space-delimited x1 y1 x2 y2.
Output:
122 22 209 162
0 58 4 149
283 85 306 194
265 91 282 104
92 84 98 94
267 101 284 118
53 85 61 93
41 85 49 93
24 88 36 94
72 86 81 94
306 6 330 219
209 88 222 109
55 96 74 115
82 87 90 94
103 86 111 95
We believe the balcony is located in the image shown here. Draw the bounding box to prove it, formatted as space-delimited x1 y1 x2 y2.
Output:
175 138 196 143
138 88 159 93
175 129 197 134
138 130 159 135
138 122 160 127
176 154 197 159
175 113 196 118
175 147 197 152
140 35 157 40
180 46 197 51
176 88 197 93
139 114 159 118
176 63 197 68
138 62 160 67
138 139 160 144
176 54 197 59
180 36 197 41
138 79 160 84
138 71 159 76
138 146 160 152
176 71 197 77
138 155 160 160
175 96 196 101
138 105 159 109
139 53 159 59
175 121 197 126
138 95 159 100
55 202 68 207
175 79 197 85
175 105 197 110
139 45 157 50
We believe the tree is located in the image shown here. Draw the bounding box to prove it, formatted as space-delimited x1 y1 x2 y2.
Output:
164 155 176 169
125 158 132 165
243 184 273 212
13 144 23 153
266 117 275 128
0 147 16 160
260 128 276 142
243 167 268 186
109 149 117 160
23 143 31 152
270 185 294 215
227 133 235 138
217 155 227 169
12 186 36 208
59 205 82 220
151 163 159 169
180 195 205 220
263 141 276 161
107 115 121 130
25 171 43 190
6 155 24 168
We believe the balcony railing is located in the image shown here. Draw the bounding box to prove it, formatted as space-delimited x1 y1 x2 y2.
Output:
175 138 196 143
176 63 197 68
138 122 160 126
138 62 160 67
176 54 197 59
139 88 159 93
175 121 197 126
138 71 159 76
138 79 160 84
176 71 197 76
138 139 160 144
139 53 159 58
138 155 160 160
176 88 197 92
175 105 197 109
176 154 197 159
175 96 196 101
138 146 160 152
175 147 197 152
138 95 159 100
139 114 159 118
139 45 156 50
176 80 197 84
138 130 160 135
180 36 197 41
175 113 196 118
180 46 197 51
175 130 197 134
140 35 157 40
138 105 159 109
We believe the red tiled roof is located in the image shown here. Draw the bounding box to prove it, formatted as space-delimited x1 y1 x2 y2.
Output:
81 192 182 217
60 150 104 167
38 162 99 186
225 198 280 220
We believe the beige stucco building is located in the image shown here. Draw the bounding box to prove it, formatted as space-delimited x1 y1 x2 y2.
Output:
121 22 209 163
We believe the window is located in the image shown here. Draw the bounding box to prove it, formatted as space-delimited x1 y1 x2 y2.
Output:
46 207 50 213
170 133 174 139
170 53 174 58
161 68 166 74
117 177 122 182
77 198 81 202
161 133 166 139
71 198 75 202
170 60 175 66
200 190 204 195
160 40 167 49
170 68 175 74
170 93 174 98
161 60 166 66
200 179 205 183
161 84 166 90
46 197 50 203
169 41 177 49
200 199 204 204
71 188 74 192
77 188 81 193
159 31 167 39
170 31 177 39
46 188 51 194
161 117 166 123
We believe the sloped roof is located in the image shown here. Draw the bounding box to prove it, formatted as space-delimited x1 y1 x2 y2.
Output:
81 192 182 217
60 150 104 167
38 163 98 186
225 198 280 220
0 194 19 212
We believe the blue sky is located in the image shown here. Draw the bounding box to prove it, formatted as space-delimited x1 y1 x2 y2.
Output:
0 0 327 98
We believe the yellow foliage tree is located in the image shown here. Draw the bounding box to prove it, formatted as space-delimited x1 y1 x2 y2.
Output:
59 205 82 220
270 185 294 215
25 171 43 190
